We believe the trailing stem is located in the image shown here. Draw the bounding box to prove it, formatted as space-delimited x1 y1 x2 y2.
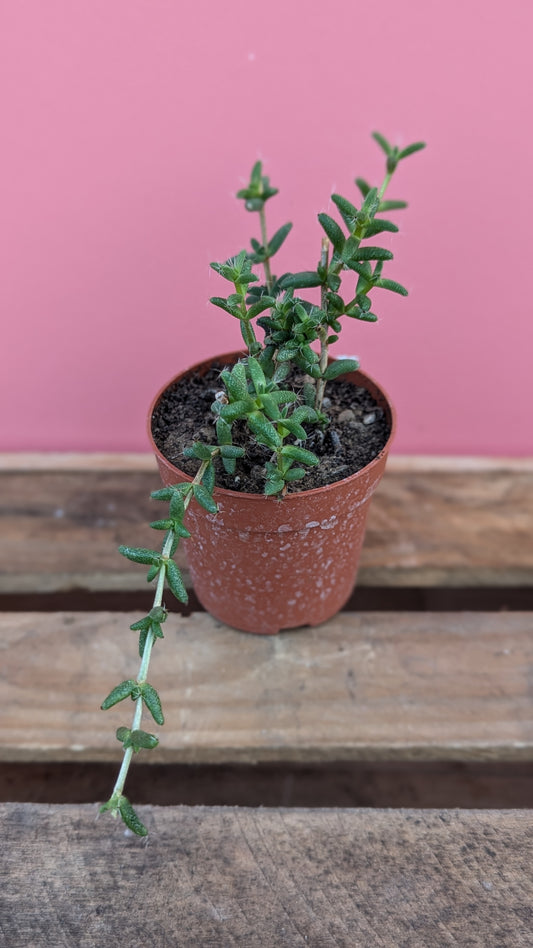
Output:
100 456 217 835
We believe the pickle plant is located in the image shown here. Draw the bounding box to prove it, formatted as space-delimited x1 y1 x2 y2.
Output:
100 132 425 834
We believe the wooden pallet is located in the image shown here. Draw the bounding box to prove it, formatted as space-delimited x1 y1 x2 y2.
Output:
1 455 532 946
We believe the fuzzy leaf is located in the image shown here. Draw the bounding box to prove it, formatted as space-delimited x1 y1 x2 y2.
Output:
209 297 242 318
221 364 248 401
166 560 189 603
192 483 218 514
216 418 233 445
190 442 215 461
280 445 319 466
317 213 345 253
331 193 358 229
291 405 318 424
119 546 161 567
375 278 408 296
142 683 164 726
280 271 322 289
363 219 399 237
130 615 151 632
247 412 282 449
265 476 285 495
101 679 136 711
278 417 308 440
324 358 359 380
355 177 370 197
248 356 266 394
398 141 426 160
150 487 175 502
118 796 148 837
378 199 407 211
202 462 215 495
268 222 293 255
219 399 252 423
219 444 245 459
130 729 159 751
350 246 393 262
247 298 276 319
372 131 392 156
149 519 173 531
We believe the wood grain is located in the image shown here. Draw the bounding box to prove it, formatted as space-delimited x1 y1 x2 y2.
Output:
1 804 532 947
2 611 531 764
1 464 533 592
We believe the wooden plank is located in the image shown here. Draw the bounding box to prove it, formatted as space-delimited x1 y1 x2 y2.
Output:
1 804 532 947
2 611 532 764
1 464 533 592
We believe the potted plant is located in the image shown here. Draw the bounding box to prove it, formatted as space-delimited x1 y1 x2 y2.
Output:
100 132 425 834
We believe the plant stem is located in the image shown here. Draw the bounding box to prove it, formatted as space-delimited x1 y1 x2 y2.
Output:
378 171 393 201
315 238 330 412
259 204 273 293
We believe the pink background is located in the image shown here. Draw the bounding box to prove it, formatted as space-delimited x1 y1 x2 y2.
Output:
2 0 532 455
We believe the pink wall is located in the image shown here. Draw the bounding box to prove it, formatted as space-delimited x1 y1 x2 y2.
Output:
2 0 532 454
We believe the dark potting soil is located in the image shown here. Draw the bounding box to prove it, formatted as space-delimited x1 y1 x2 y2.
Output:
151 361 391 494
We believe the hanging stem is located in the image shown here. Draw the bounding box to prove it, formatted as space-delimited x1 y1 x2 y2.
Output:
105 457 215 812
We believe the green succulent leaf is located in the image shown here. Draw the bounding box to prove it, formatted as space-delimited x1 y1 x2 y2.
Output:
372 131 392 156
130 729 159 751
378 199 408 212
118 796 148 836
349 246 393 262
375 278 409 296
323 358 360 380
209 297 242 318
363 219 399 237
268 222 293 255
165 560 189 603
398 141 426 160
149 518 173 531
219 444 245 459
101 680 136 711
119 546 161 567
192 483 218 514
265 476 285 495
331 193 358 229
317 213 345 253
247 412 282 449
150 487 175 502
216 417 233 445
278 417 308 440
280 271 323 290
284 467 307 482
248 356 266 394
142 683 164 726
280 445 320 466
219 399 252 423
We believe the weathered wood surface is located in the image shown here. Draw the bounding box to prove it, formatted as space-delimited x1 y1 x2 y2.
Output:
1 804 532 947
2 611 532 764
1 461 532 593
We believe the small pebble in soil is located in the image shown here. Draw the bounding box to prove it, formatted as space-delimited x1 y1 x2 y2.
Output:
338 409 356 423
363 412 376 425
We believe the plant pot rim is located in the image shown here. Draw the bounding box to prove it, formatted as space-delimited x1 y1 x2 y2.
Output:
148 350 397 503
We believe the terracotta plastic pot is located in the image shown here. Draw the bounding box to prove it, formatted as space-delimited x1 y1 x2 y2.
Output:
148 352 396 635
